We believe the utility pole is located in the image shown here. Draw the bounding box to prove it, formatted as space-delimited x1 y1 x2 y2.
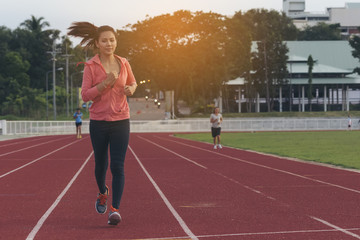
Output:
47 40 61 120
63 43 73 117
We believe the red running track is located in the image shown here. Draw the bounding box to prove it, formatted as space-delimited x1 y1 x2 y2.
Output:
1 133 360 240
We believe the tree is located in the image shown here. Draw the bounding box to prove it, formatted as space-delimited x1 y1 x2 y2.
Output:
298 23 341 41
0 17 69 118
3 51 30 86
307 55 314 111
20 15 50 34
244 9 298 42
349 31 360 74
12 15 60 89
0 29 32 115
117 10 251 114
0 51 38 117
244 9 292 112
0 26 12 67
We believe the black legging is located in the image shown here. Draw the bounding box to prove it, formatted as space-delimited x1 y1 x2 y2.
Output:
89 119 129 209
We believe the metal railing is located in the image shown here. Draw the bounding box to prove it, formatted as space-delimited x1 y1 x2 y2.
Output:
1 118 355 136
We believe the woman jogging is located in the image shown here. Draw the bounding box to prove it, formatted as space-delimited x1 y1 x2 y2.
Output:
68 22 137 225
210 107 223 149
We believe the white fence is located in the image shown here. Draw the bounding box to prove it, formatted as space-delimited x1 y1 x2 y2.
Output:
0 118 355 136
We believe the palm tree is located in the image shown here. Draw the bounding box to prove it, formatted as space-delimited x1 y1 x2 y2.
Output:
18 16 58 89
20 15 50 34
307 55 314 112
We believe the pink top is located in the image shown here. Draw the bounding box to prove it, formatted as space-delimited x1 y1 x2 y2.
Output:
81 54 136 121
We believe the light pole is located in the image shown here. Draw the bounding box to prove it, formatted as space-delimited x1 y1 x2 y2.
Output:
46 68 63 120
52 57 56 120
47 40 61 120
63 45 73 117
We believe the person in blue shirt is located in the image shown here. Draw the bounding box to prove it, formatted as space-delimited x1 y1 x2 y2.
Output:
73 108 83 138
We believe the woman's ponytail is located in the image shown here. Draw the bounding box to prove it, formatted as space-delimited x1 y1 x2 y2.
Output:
67 22 98 49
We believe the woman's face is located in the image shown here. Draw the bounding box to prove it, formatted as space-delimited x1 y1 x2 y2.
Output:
96 31 117 56
214 108 220 114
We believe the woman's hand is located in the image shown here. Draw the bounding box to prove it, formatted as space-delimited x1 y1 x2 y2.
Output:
124 84 137 96
105 71 118 88
98 71 118 92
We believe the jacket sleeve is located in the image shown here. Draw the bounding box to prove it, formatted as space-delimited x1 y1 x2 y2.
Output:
125 60 137 86
81 64 101 102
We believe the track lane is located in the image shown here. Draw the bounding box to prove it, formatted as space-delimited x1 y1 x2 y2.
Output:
0 136 93 240
0 135 87 176
0 136 56 149
147 133 360 239
0 135 69 156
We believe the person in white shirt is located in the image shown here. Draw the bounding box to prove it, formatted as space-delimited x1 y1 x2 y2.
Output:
210 107 223 149
348 114 352 131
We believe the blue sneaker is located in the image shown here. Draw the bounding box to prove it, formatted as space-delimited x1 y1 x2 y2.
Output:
95 186 109 214
108 206 121 225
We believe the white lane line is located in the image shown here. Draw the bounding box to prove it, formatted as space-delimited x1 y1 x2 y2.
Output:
0 136 73 157
311 216 360 239
134 227 360 239
161 136 360 195
0 137 52 149
128 146 199 240
25 151 93 240
0 138 84 179
138 136 207 169
210 170 279 202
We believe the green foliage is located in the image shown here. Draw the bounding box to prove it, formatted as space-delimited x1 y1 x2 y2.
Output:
0 114 24 120
349 32 360 74
243 9 298 41
4 51 30 86
12 15 59 89
0 78 44 118
298 23 341 41
0 15 86 119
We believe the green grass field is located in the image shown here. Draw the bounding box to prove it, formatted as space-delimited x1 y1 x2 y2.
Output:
174 131 360 170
